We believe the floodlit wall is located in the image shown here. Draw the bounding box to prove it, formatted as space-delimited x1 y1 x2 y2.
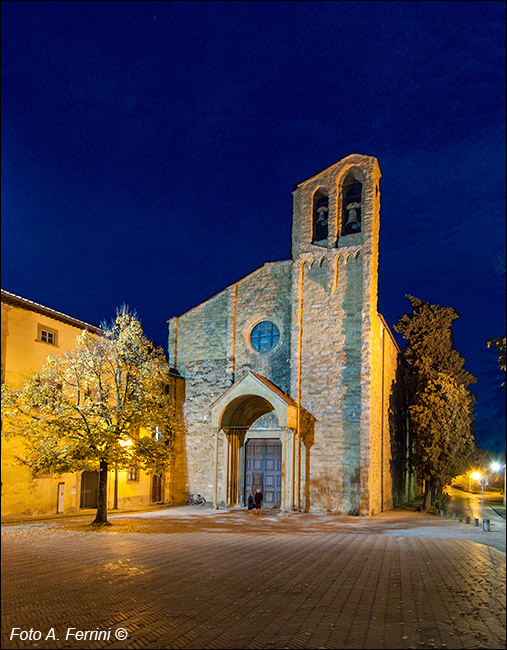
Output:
291 155 382 514
168 261 292 503
168 154 414 516
1 294 172 519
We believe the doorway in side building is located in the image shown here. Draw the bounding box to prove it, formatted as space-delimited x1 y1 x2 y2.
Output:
244 439 281 509
152 474 163 503
80 471 99 509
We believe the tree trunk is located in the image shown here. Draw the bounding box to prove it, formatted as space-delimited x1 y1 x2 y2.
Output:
423 482 432 510
92 460 111 525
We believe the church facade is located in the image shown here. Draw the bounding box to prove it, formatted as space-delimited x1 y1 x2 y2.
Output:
168 154 416 515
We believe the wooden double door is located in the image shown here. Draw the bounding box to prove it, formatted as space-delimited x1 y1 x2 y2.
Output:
244 439 281 509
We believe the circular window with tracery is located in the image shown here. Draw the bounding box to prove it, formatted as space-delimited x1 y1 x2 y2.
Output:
250 321 280 352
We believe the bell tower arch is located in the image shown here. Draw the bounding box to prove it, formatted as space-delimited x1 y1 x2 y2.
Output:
291 154 380 258
340 166 364 236
311 187 329 246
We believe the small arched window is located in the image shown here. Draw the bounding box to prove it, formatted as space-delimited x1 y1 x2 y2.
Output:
312 188 329 245
341 171 363 236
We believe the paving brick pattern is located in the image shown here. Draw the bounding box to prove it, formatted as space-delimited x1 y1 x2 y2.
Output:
1 514 505 649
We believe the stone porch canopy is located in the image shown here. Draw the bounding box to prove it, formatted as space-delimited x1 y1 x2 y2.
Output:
210 371 298 431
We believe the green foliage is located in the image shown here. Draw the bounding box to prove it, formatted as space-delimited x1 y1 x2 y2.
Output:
410 374 475 487
440 491 451 512
434 492 451 514
134 434 174 475
1 307 182 522
487 336 506 375
395 295 476 389
395 296 477 501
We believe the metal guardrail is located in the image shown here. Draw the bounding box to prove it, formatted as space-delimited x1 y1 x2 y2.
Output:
451 485 503 493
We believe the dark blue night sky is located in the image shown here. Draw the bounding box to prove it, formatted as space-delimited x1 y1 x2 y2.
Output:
2 1 505 452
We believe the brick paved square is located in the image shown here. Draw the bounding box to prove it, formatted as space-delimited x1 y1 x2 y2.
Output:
2 509 505 649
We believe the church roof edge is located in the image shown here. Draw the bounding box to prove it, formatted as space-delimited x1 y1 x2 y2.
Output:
378 312 402 354
167 259 292 321
293 154 380 190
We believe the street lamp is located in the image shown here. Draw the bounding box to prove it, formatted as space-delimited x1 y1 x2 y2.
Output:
469 471 481 493
490 461 506 507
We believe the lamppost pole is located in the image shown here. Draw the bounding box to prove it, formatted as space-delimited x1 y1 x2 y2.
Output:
481 484 485 530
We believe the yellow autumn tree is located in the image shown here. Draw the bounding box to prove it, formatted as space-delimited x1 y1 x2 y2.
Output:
1 306 182 525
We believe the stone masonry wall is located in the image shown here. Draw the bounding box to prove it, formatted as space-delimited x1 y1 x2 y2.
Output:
368 314 404 515
381 320 403 510
233 261 292 391
291 250 364 514
291 154 382 515
168 291 231 501
368 311 383 515
167 261 292 503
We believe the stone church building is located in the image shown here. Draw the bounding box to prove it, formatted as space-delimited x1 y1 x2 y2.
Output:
168 154 414 515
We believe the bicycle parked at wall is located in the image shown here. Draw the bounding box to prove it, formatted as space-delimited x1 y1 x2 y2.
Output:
187 493 206 506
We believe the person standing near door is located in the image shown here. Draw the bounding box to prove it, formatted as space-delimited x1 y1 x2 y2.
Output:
254 488 263 515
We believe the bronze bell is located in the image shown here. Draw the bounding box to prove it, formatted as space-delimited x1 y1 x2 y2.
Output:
316 207 328 225
346 205 360 226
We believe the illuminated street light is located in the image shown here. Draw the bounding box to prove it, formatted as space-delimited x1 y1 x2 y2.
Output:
490 461 506 507
469 471 481 493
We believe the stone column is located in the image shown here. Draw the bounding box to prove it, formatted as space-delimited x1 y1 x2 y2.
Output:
281 427 288 513
225 432 230 507
285 428 296 510
214 428 220 509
